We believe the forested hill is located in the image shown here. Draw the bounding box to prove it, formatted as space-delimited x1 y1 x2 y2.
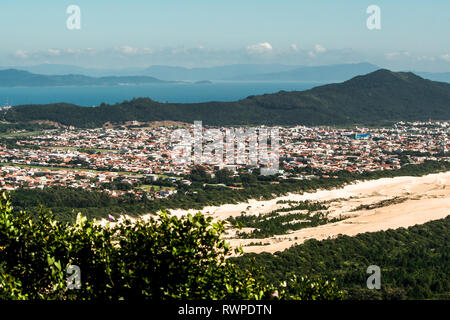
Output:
0 69 166 87
3 69 450 128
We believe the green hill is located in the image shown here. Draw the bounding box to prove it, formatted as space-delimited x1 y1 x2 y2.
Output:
0 69 166 87
3 69 450 127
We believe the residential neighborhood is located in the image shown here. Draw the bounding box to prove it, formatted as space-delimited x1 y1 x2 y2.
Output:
0 121 448 198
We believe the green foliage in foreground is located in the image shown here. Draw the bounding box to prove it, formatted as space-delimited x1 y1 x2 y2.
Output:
0 192 343 300
232 217 450 300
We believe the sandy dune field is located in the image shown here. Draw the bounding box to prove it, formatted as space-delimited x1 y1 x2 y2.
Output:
169 171 450 253
100 171 450 254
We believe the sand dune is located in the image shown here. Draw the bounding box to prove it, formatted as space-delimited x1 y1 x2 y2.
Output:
98 171 450 254
228 172 450 253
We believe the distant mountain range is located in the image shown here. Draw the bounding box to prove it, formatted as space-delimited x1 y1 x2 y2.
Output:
228 63 380 81
0 64 298 80
1 64 142 77
140 64 298 81
415 72 450 83
0 69 167 87
140 63 450 83
3 69 450 127
1 63 449 86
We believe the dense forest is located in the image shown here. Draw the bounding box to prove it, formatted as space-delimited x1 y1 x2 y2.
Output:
232 217 450 300
3 70 450 127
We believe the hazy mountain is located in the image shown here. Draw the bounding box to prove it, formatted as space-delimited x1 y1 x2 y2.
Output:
3 63 448 84
10 64 103 76
4 69 450 127
1 64 300 80
0 69 167 87
229 63 380 82
417 72 450 83
1 64 143 77
141 64 299 81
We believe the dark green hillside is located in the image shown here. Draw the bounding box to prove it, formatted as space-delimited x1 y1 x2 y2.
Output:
3 69 450 127
232 217 450 300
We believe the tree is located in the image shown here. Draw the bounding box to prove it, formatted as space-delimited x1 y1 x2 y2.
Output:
215 168 233 184
189 165 209 182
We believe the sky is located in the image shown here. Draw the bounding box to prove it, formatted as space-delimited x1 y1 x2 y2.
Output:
0 0 449 71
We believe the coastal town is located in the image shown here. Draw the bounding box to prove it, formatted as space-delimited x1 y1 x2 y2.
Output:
0 121 449 199
1 0 449 303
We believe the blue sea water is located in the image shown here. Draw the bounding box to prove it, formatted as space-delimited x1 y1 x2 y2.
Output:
0 81 325 107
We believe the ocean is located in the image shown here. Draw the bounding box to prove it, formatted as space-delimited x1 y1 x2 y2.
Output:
0 81 324 107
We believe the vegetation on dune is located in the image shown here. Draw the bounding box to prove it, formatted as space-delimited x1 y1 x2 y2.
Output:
228 200 344 239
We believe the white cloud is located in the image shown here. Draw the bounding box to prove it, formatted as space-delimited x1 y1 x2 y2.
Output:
47 49 61 56
314 44 327 53
417 55 436 62
308 44 327 58
116 46 153 55
246 42 273 55
290 44 299 52
440 54 450 62
120 45 138 54
385 51 410 60
5 45 449 71
14 50 28 59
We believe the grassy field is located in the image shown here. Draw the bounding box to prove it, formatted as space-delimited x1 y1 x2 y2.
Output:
0 130 44 138
139 184 176 192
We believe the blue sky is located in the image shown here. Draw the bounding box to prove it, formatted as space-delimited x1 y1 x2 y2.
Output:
1 0 449 71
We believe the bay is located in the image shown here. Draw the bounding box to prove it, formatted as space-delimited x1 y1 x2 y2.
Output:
0 81 325 107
